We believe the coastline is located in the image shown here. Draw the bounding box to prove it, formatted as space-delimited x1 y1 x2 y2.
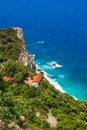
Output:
15 27 78 100
0 27 87 130
35 63 78 100
44 71 65 93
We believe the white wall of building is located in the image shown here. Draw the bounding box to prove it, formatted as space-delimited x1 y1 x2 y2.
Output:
32 82 38 88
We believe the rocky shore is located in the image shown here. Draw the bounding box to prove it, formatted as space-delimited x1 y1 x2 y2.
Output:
14 27 65 93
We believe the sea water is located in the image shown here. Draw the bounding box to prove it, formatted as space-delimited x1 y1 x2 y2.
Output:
0 0 87 100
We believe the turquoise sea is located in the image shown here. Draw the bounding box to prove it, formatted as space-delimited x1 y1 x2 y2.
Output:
0 0 87 100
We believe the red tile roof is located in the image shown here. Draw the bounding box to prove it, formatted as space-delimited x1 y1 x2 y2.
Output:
2 76 14 81
32 75 43 83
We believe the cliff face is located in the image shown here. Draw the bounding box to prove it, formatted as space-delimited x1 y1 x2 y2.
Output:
14 27 36 70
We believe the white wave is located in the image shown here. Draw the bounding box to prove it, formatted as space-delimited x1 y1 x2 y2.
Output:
58 75 65 78
35 63 64 92
37 41 45 44
44 72 65 93
35 62 78 100
48 61 63 69
71 95 78 100
35 64 40 69
43 65 52 69
43 61 63 70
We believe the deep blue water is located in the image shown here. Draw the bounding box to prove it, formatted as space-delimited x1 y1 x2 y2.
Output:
0 0 87 100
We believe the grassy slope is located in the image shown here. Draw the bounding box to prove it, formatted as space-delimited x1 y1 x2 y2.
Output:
0 28 87 130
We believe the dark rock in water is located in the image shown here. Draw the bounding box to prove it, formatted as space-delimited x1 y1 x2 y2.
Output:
52 63 56 67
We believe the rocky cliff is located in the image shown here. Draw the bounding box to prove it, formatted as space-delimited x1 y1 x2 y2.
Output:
14 27 36 70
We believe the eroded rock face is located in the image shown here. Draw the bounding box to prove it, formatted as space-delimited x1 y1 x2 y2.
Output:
20 116 25 122
18 50 30 67
46 111 57 128
8 122 22 130
36 111 41 118
14 27 25 43
8 122 16 128
14 27 36 70
0 120 5 129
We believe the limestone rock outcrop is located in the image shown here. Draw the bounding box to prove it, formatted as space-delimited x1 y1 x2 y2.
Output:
14 27 36 70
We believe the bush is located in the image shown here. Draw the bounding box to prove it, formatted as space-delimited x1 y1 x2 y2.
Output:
3 60 28 82
14 72 23 83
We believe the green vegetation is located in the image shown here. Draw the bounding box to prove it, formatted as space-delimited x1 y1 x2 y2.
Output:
0 28 87 130
0 28 22 60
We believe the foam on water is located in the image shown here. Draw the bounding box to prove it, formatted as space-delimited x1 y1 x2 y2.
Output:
58 75 65 78
37 41 45 44
35 61 78 100
43 61 63 70
48 61 63 69
43 65 52 69
35 63 65 93
44 71 65 93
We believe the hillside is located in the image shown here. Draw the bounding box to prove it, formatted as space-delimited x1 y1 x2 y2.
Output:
0 27 87 130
